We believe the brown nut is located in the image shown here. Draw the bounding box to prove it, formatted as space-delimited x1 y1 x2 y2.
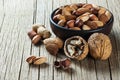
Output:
77 13 90 22
88 33 112 60
89 14 98 21
90 8 99 15
26 56 36 64
82 25 91 30
33 57 47 65
54 8 62 15
64 36 89 60
86 21 103 29
43 37 63 49
28 30 37 39
37 25 46 36
70 4 78 10
32 35 41 44
75 19 83 27
53 14 66 23
32 24 45 32
42 30 51 39
45 43 59 56
69 27 81 30
75 8 90 16
58 20 66 26
54 61 61 68
67 20 75 28
82 4 93 9
60 58 71 70
98 7 106 16
65 15 76 21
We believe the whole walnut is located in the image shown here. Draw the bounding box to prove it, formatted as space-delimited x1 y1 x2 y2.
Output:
88 33 112 60
64 36 89 60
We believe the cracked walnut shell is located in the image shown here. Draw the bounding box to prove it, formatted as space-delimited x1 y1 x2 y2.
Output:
88 33 112 60
64 36 89 60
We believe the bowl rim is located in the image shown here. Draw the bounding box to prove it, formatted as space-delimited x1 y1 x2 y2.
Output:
50 5 114 32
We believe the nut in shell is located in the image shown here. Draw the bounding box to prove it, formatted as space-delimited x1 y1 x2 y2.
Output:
88 33 112 60
28 30 37 39
64 36 89 60
32 35 41 44
45 43 59 56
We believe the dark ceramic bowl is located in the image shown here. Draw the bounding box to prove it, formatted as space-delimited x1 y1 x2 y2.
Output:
50 7 114 40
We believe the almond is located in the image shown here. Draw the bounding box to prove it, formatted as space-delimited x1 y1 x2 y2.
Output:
58 20 66 26
32 35 41 44
33 57 47 65
26 56 36 64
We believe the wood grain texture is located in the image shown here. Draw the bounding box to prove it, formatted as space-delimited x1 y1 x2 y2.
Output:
0 0 120 80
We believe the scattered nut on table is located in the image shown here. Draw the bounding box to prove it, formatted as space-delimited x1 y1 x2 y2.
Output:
53 3 111 30
64 36 89 60
43 37 63 55
27 24 51 45
88 33 112 60
26 56 47 65
54 58 71 70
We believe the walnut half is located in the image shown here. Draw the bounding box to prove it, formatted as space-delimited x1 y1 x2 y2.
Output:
88 33 112 60
64 36 89 60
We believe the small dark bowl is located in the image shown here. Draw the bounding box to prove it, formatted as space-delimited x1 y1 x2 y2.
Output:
50 7 114 40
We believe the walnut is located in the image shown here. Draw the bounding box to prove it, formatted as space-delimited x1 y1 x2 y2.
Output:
88 33 112 60
64 36 89 60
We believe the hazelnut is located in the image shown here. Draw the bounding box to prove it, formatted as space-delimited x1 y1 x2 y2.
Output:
37 25 46 36
64 36 89 60
28 30 37 39
88 33 112 60
42 30 51 39
32 24 44 32
32 35 41 44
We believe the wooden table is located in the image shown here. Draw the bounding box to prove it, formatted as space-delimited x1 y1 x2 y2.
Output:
0 0 120 80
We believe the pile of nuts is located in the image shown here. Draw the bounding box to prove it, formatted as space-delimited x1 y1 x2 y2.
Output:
28 24 51 44
53 3 111 30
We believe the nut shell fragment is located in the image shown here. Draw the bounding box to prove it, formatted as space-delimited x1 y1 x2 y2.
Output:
88 33 112 60
64 36 89 60
33 57 47 65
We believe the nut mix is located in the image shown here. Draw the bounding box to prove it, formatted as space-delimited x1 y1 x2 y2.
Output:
53 3 111 30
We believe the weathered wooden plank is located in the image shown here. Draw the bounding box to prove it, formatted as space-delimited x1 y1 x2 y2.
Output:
36 0 55 80
0 0 34 80
106 0 120 80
